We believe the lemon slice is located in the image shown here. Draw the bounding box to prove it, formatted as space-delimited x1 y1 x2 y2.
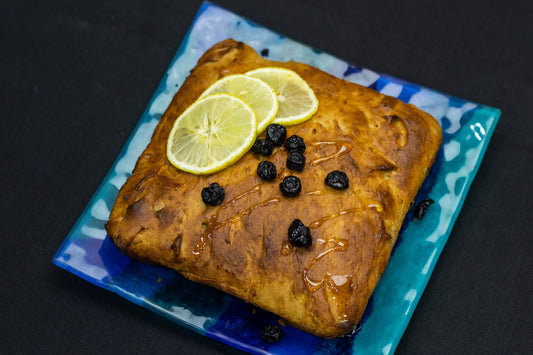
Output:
199 74 278 134
246 67 319 126
167 94 257 174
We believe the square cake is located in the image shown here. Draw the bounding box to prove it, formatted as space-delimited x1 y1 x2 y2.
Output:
105 39 442 337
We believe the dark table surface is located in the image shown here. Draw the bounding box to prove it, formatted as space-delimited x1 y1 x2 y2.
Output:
2 0 532 353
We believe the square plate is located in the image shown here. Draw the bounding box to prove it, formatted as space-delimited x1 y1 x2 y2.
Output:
53 2 500 354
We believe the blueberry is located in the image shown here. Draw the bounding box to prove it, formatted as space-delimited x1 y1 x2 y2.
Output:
261 324 284 343
279 176 301 197
288 219 312 247
414 199 434 219
201 183 225 206
257 161 277 181
325 170 349 190
284 135 306 154
251 139 274 156
266 124 287 146
260 48 269 57
286 152 306 172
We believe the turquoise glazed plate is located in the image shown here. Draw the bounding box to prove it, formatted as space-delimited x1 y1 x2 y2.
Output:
53 2 500 354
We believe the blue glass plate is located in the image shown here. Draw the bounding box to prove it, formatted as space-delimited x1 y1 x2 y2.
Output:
53 2 500 354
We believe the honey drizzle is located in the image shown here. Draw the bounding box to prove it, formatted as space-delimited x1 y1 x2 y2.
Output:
193 197 280 256
220 184 262 211
192 235 208 255
303 238 349 292
280 171 291 179
309 208 359 229
306 190 324 196
223 198 280 224
280 240 292 256
368 202 384 212
324 273 354 322
310 141 352 166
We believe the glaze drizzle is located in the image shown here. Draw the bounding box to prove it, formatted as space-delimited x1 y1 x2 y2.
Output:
193 184 279 256
310 141 352 166
302 238 349 292
309 208 359 229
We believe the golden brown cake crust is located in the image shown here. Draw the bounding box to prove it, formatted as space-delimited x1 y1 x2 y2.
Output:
105 39 442 338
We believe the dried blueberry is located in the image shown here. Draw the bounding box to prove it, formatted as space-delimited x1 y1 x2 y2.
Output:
260 48 269 57
284 135 306 154
261 324 284 343
257 161 277 181
279 176 301 197
266 124 287 146
286 152 306 172
251 138 274 156
201 183 225 206
325 170 349 190
414 199 434 219
288 219 312 247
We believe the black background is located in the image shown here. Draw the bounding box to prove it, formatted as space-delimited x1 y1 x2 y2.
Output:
2 0 532 353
